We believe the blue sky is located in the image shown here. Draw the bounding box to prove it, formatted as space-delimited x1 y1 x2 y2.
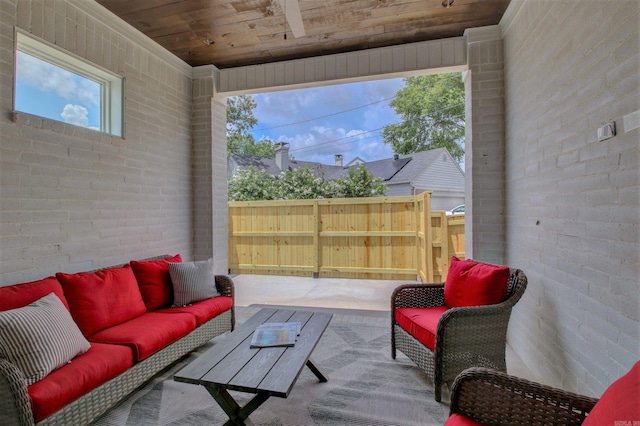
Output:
15 51 101 130
16 50 404 165
250 77 405 165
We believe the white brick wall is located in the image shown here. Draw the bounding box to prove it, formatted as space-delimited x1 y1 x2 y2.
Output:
501 0 639 397
192 65 230 275
464 26 506 265
0 0 193 284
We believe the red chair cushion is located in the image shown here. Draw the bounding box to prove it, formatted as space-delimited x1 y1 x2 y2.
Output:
395 306 448 351
444 257 510 308
0 277 69 311
28 342 134 422
57 265 147 337
156 295 233 326
444 413 487 426
88 312 195 361
130 254 182 311
583 361 640 425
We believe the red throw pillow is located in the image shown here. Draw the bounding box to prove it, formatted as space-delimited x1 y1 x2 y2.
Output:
56 265 146 337
0 277 70 311
444 257 510 308
583 361 640 425
130 254 182 311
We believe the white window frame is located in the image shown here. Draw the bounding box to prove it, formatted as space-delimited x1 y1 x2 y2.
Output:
14 28 124 137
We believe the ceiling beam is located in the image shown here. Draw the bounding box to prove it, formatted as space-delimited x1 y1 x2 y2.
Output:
278 0 306 38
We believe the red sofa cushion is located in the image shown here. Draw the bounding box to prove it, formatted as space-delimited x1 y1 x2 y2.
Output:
583 361 640 425
56 265 147 337
130 254 182 311
0 277 69 311
88 312 195 361
444 257 510 308
156 295 233 326
28 342 134 422
395 306 448 351
444 413 487 426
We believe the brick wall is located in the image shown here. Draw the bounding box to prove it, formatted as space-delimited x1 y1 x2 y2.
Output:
501 0 639 396
0 0 194 284
464 26 506 265
192 66 229 274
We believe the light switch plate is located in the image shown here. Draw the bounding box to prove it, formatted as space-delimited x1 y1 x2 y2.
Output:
621 110 640 133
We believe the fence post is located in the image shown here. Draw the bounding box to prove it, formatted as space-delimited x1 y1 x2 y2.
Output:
423 192 434 282
313 200 319 278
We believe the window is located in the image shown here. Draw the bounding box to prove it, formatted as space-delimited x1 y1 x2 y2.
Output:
14 29 123 137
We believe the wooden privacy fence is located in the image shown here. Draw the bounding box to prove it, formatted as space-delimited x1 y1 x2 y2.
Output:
228 192 465 281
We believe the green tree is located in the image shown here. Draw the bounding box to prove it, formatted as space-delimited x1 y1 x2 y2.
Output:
227 167 276 201
275 167 330 200
329 165 386 198
226 95 276 157
382 73 465 162
228 165 387 201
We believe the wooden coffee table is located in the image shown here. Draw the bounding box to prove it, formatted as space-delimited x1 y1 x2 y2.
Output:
174 308 332 425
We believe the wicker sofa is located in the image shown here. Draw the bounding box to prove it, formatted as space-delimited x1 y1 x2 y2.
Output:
391 257 527 401
446 364 639 425
0 255 235 425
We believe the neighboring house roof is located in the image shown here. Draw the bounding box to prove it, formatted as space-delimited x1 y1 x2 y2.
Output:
345 157 365 167
228 147 463 185
386 148 463 185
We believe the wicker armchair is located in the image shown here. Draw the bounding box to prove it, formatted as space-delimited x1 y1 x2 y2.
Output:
391 267 527 401
448 367 598 426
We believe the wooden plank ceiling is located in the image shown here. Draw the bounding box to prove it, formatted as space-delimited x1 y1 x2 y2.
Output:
96 0 510 69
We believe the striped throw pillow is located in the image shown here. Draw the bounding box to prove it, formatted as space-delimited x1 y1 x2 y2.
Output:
0 293 91 385
168 258 219 307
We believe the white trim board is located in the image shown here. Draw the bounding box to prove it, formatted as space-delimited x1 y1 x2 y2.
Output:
217 37 467 96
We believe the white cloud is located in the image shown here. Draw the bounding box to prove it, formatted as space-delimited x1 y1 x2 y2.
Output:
60 104 89 127
252 78 404 164
17 52 100 107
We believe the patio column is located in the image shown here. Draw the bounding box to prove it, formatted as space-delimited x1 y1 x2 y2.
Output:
192 65 229 274
463 26 506 264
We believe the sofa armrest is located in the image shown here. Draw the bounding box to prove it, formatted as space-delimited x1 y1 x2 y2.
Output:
0 359 35 426
214 275 234 298
450 367 598 426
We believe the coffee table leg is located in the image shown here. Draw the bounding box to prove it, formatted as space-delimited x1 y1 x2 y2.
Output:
306 358 328 382
205 385 269 426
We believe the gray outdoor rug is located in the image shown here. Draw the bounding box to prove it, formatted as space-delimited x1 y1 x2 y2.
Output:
93 306 449 425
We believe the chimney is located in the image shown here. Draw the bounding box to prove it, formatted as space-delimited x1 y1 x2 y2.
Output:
335 154 343 167
393 153 399 160
275 142 290 171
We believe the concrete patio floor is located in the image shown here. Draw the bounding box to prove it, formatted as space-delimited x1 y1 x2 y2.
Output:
232 274 539 382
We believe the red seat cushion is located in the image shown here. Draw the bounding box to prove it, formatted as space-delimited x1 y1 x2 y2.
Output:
0 277 69 311
130 254 182 311
444 257 510 308
444 413 487 426
28 342 134 422
56 265 147 337
156 295 233 326
395 306 448 351
88 312 195 361
583 361 640 425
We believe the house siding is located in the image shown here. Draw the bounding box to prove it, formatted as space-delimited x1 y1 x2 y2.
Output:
412 153 464 210
0 0 194 285
501 0 639 397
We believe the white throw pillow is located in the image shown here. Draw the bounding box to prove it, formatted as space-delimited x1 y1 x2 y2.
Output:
0 293 91 385
168 258 219 306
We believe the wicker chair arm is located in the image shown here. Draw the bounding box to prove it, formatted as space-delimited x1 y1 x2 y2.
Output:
439 301 511 326
0 359 35 426
450 367 598 426
214 275 235 298
391 283 445 310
